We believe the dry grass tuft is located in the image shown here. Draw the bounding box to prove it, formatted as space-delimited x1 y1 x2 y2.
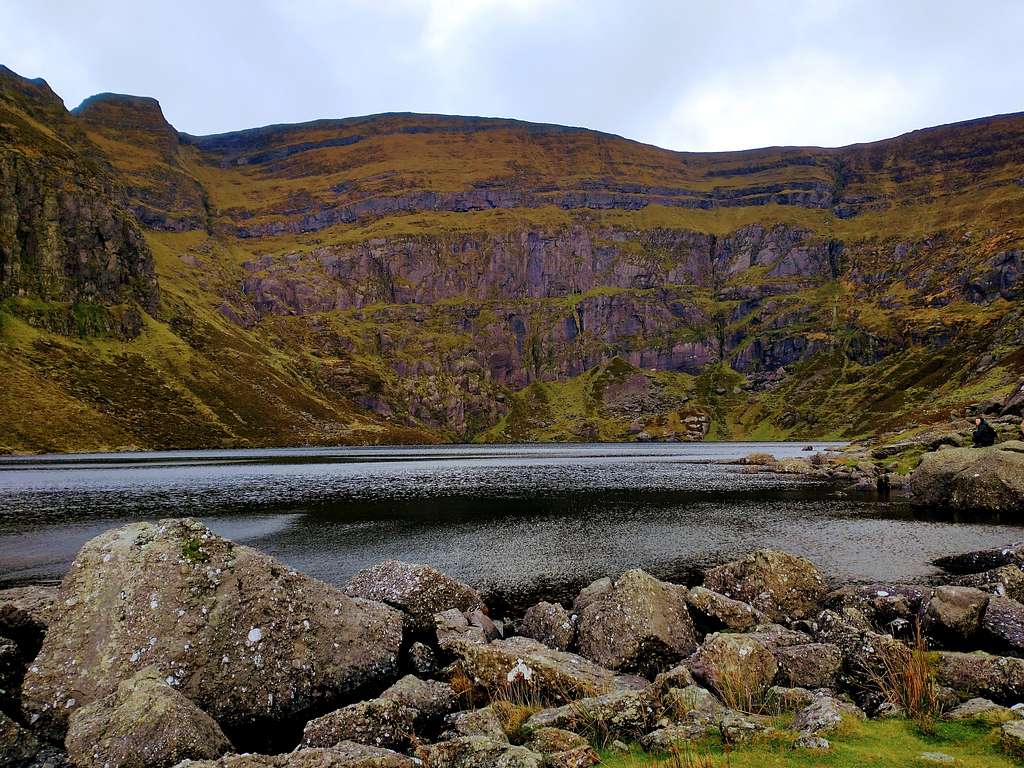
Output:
634 743 719 767
866 624 941 725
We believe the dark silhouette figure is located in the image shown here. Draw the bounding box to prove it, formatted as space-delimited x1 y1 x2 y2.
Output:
972 417 996 448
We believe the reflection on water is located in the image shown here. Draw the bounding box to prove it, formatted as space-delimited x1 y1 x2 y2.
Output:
2 442 1021 609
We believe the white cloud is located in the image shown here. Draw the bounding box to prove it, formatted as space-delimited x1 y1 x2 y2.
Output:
653 53 935 152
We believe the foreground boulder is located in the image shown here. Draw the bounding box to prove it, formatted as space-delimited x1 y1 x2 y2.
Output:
379 675 457 732
686 586 761 632
688 633 778 708
519 601 575 651
524 688 657 741
65 667 230 768
574 569 697 676
980 596 1024 656
417 736 542 768
910 441 1024 512
950 566 1024 602
444 634 643 702
302 698 417 751
175 743 416 768
21 519 403 740
442 707 509 742
824 584 927 634
703 549 826 623
947 697 1021 724
923 586 989 646
792 695 865 736
344 560 483 633
524 728 599 768
934 651 1024 704
771 642 843 689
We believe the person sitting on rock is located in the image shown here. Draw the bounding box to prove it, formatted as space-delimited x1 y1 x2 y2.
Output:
972 416 996 447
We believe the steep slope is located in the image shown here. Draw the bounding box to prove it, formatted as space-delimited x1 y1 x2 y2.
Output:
0 64 1021 451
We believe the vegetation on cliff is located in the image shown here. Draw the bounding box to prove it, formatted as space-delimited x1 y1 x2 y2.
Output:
1 64 1022 451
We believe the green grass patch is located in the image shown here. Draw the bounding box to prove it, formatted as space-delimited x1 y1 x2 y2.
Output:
599 718 1016 767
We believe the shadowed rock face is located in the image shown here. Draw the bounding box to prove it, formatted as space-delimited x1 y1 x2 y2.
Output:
20 519 403 746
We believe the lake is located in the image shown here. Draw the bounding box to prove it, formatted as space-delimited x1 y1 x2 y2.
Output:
2 442 1021 611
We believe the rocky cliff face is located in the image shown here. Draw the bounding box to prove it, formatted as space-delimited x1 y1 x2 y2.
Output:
0 64 1021 450
0 67 158 339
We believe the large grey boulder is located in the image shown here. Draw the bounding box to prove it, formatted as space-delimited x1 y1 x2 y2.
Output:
824 584 927 632
923 586 990 646
523 728 599 768
703 549 826 623
933 651 1024 704
379 675 457 732
441 707 509 742
686 586 761 632
772 643 843 689
65 667 230 768
416 736 542 768
951 566 1024 602
443 634 643 702
688 633 777 709
174 743 416 768
980 596 1024 656
302 698 417 751
1003 721 1024 761
524 687 657 741
344 560 483 633
934 544 1024 574
518 602 575 651
21 519 403 740
574 569 697 676
813 609 906 695
910 441 1024 512
947 697 1021 724
792 695 865 736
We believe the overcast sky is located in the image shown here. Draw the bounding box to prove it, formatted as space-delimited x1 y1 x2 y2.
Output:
3 0 1023 151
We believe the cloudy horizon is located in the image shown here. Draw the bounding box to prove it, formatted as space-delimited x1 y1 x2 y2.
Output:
2 0 1023 151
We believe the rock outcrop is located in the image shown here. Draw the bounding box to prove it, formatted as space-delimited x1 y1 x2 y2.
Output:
702 549 827 622
344 561 483 634
574 569 697 676
910 441 1024 513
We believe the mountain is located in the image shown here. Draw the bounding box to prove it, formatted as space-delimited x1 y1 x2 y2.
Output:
1 64 1021 452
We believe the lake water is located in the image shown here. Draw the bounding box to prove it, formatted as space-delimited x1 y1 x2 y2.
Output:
2 442 1021 611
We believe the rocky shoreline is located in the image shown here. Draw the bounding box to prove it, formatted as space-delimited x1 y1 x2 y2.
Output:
5 511 1024 767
